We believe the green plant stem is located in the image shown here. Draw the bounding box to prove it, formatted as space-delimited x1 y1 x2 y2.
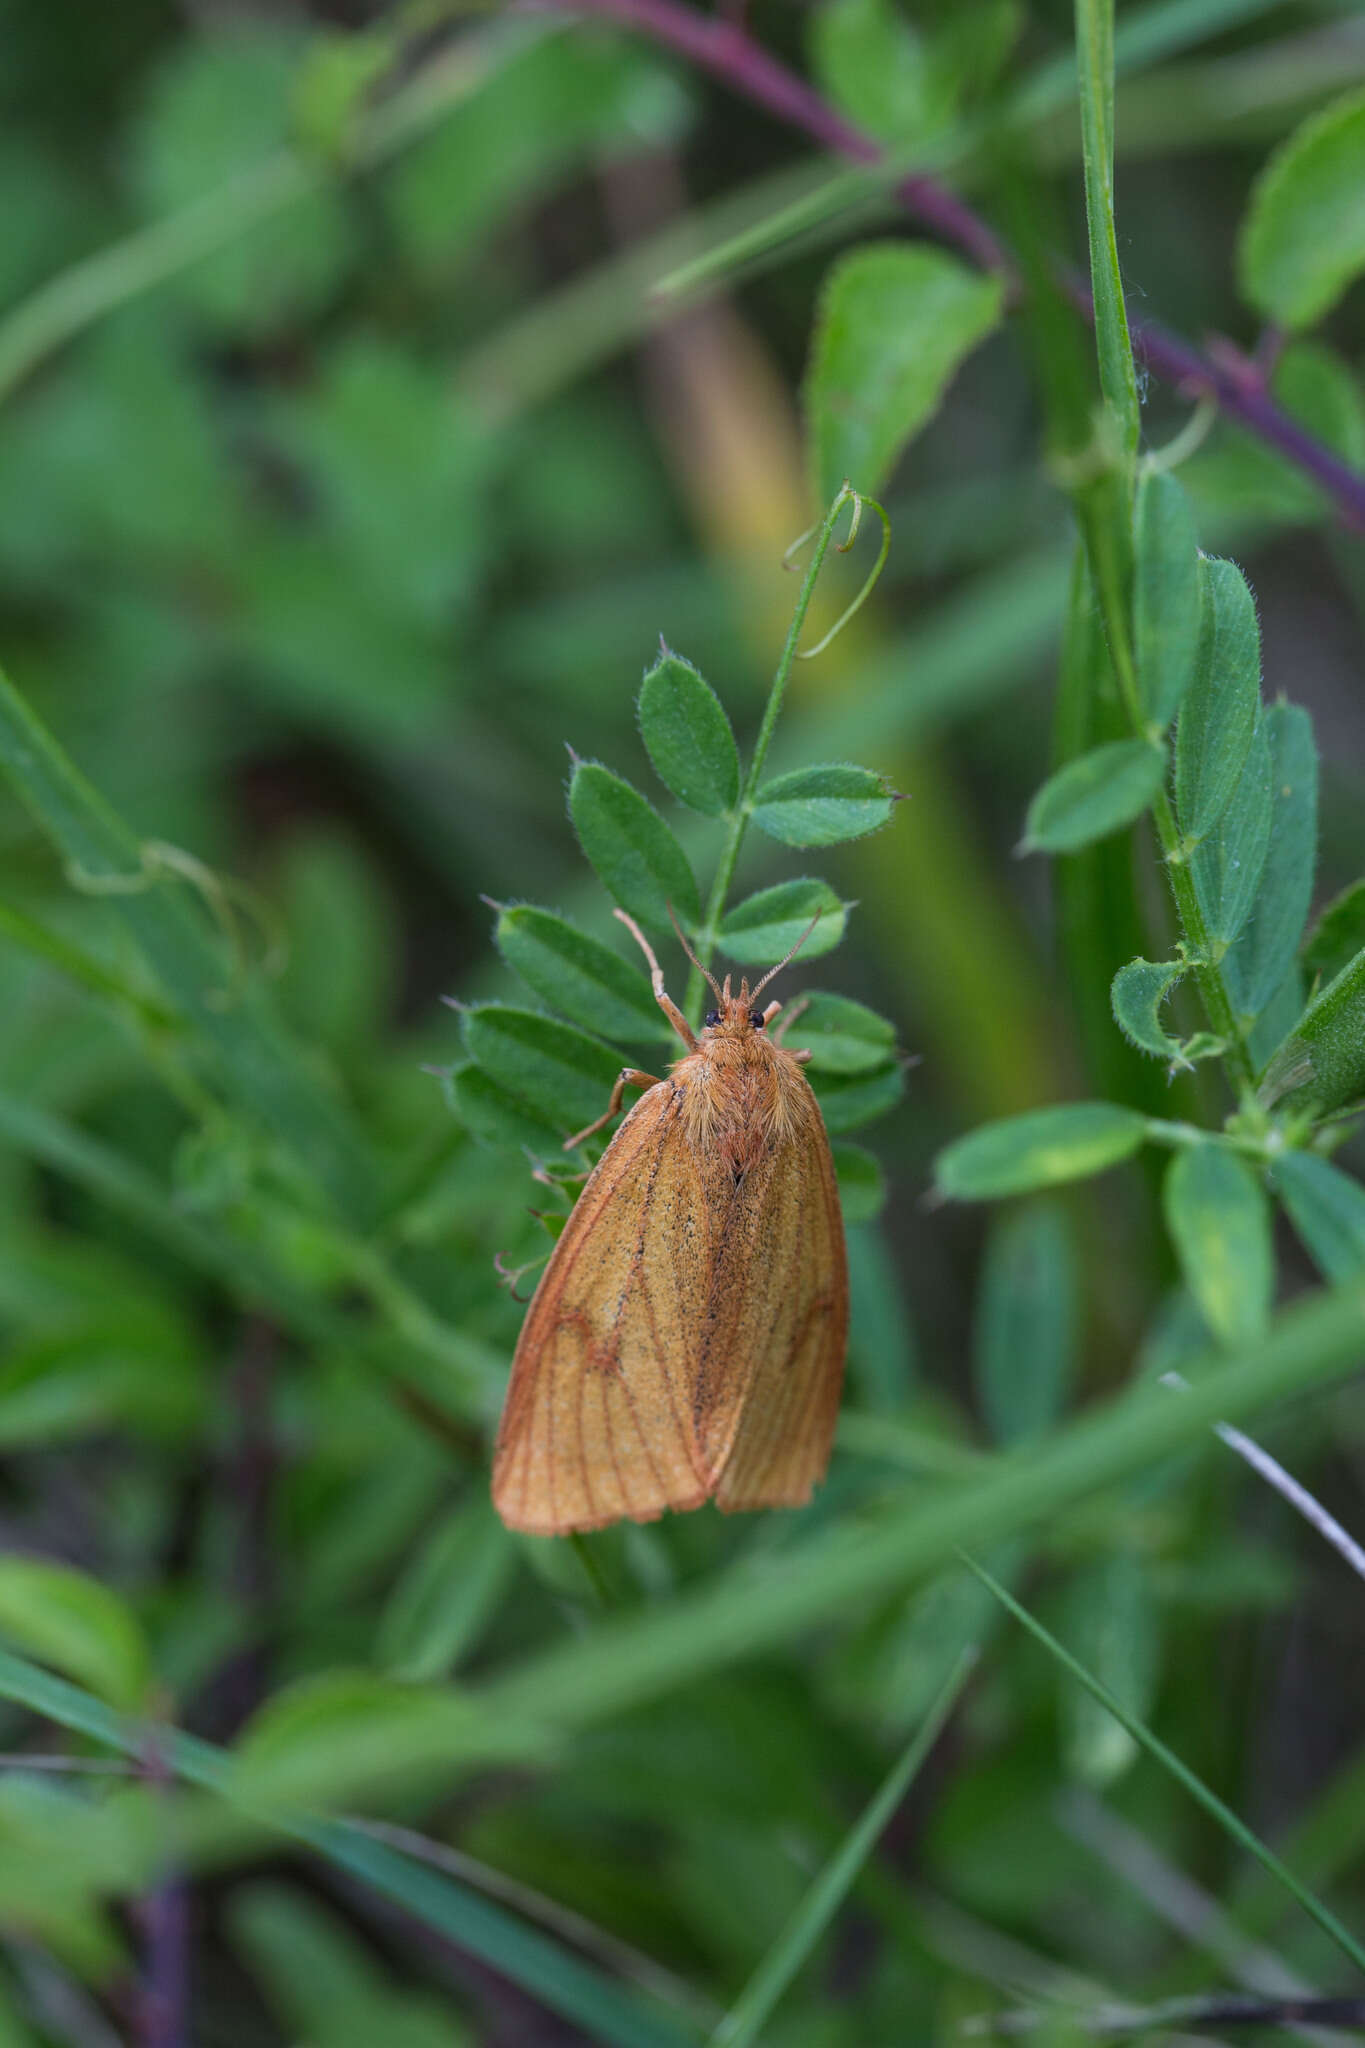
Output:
483 1275 1365 1733
960 1553 1365 1979
1075 0 1140 464
1155 790 1255 1090
683 484 854 1021
836 1409 992 1477
1069 0 1256 1091
1074 497 1256 1089
0 897 176 1031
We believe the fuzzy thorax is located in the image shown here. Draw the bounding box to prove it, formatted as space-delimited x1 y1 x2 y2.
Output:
673 1004 815 1175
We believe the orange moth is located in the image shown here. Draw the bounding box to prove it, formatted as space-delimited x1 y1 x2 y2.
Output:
492 908 849 1536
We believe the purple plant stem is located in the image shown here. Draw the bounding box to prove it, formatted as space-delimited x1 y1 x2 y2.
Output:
135 1731 189 2048
136 1881 189 2048
536 0 1365 530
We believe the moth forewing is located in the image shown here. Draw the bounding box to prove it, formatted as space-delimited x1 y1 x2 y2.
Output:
490 912 850 1536
491 1083 713 1535
684 1053 847 1508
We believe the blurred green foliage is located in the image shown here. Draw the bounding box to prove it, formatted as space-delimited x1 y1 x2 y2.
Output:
0 0 1364 2041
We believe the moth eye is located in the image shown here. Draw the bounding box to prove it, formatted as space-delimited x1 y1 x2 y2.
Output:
704 1009 721 1028
750 1011 765 1028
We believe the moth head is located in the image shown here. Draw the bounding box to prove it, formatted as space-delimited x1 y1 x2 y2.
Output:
702 977 770 1036
667 903 822 1038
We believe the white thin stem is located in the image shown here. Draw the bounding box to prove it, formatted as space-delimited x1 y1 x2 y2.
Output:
1058 1787 1340 2048
0 1752 134 1774
1058 1787 1311 1999
1161 1372 1365 1586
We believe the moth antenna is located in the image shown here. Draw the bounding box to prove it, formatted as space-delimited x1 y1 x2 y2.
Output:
749 909 825 1000
666 901 723 1004
613 908 667 992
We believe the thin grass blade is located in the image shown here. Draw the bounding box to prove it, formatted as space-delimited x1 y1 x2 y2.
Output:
0 1650 697 2048
960 1556 1365 1977
709 1649 976 2048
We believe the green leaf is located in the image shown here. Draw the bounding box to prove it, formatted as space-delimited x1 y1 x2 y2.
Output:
805 243 1004 501
0 1559 148 1712
935 1103 1148 1200
231 1882 471 2048
1133 470 1201 730
492 904 671 1044
274 826 395 1054
751 763 895 848
1239 86 1365 329
780 992 897 1073
973 1201 1078 1445
232 1669 541 1813
1274 1152 1365 1285
1248 963 1304 1073
130 30 353 335
1190 711 1273 947
1111 957 1191 1063
1021 739 1167 854
568 760 701 937
845 1225 917 1412
808 0 933 143
375 1495 517 1685
1163 1145 1272 1349
1223 703 1317 1020
234 538 453 741
385 31 687 283
1302 878 1365 982
447 1064 561 1152
831 1141 887 1223
1189 343 1365 527
461 1006 622 1135
719 879 848 966
930 0 1020 110
268 339 492 629
2 315 236 570
1259 946 1365 1116
637 648 740 817
1060 1552 1158 1786
292 30 393 162
0 1319 205 1449
812 1062 904 1136
1273 342 1365 490
1175 557 1262 845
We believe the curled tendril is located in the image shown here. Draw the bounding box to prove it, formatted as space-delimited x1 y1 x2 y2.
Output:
782 483 893 661
781 518 820 571
1142 396 1218 476
65 839 289 1009
494 1248 550 1302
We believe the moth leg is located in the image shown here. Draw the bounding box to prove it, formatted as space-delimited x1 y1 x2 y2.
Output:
613 909 698 1051
770 995 809 1046
564 1069 662 1151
